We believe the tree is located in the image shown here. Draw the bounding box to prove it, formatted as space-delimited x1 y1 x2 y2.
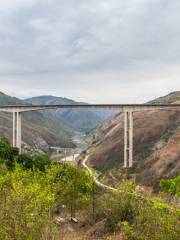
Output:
16 153 34 169
33 154 51 171
17 153 51 172
53 163 93 218
0 138 19 169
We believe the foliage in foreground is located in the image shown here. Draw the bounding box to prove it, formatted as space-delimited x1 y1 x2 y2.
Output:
97 179 180 240
0 139 93 240
0 163 93 240
160 174 180 197
0 165 57 239
0 138 179 240
0 138 51 171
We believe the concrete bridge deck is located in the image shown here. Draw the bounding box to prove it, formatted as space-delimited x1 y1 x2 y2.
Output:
0 103 180 112
0 103 180 167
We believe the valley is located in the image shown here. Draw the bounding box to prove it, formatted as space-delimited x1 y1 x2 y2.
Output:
0 90 179 192
86 91 180 190
0 91 114 154
1 0 180 238
0 91 179 239
51 131 87 163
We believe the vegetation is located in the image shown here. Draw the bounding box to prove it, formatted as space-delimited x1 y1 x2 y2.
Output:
97 179 180 240
0 139 93 239
54 163 93 217
0 92 74 151
0 138 19 169
17 153 51 171
160 174 180 197
0 138 179 239
0 165 57 239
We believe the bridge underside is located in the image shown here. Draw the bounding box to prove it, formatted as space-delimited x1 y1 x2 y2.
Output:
0 104 180 167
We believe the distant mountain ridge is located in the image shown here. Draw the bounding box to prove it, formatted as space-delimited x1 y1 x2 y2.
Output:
25 95 114 133
0 92 114 152
0 91 22 105
0 92 74 152
149 91 180 104
26 95 76 105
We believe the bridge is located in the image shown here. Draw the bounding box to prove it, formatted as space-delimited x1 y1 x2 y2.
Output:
0 104 180 168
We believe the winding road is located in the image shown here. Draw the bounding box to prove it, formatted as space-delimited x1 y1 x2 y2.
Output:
82 155 117 192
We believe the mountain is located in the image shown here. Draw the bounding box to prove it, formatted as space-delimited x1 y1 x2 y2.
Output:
0 92 74 152
85 91 180 189
0 92 114 152
0 91 22 105
26 96 114 132
149 91 180 104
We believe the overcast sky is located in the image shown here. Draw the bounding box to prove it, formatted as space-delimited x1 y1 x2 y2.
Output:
0 0 180 103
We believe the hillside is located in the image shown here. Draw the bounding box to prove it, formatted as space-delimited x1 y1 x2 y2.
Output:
149 91 180 104
26 96 114 133
86 91 180 189
0 92 114 153
0 92 74 152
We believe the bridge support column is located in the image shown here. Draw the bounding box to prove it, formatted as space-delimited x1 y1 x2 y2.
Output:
13 112 17 147
124 111 133 168
12 111 22 153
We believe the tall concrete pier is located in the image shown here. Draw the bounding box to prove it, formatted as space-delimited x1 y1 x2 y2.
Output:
12 111 22 153
124 111 133 168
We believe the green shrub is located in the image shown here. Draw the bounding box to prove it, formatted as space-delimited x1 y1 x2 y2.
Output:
160 175 180 197
97 180 142 232
0 161 93 239
0 165 57 240
0 139 51 172
16 153 51 171
97 179 180 240
0 138 19 169
126 196 180 240
53 163 93 217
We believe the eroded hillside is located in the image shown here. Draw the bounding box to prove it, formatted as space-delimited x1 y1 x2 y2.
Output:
86 92 180 188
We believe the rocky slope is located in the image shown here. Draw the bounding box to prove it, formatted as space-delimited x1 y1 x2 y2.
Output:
86 92 180 189
26 96 114 133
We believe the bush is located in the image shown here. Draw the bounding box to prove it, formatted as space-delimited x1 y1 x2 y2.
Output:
0 159 93 239
96 179 180 240
160 175 180 197
16 153 34 169
53 163 93 217
16 153 51 171
97 180 142 232
0 138 19 169
0 165 58 239
0 139 51 172
124 196 180 240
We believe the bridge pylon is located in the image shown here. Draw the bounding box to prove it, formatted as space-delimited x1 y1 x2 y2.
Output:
124 110 133 168
12 111 22 153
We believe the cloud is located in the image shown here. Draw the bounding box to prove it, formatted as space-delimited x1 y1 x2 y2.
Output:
0 0 180 102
